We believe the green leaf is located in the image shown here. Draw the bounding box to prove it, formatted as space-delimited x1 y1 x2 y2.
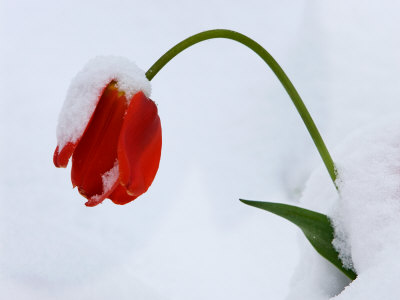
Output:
240 199 357 280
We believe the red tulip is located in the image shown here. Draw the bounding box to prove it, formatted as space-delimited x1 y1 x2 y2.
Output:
54 80 162 207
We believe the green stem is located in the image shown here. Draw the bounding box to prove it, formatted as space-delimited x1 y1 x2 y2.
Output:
146 29 337 187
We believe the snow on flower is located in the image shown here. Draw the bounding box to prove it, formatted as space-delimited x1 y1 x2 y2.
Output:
53 57 161 207
56 56 152 150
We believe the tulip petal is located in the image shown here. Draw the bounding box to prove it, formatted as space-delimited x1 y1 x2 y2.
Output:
53 142 76 168
118 92 162 199
53 84 111 168
71 83 128 206
109 184 138 205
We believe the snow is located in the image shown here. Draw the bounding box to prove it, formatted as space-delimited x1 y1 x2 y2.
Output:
92 160 120 202
56 56 151 149
290 118 400 299
2 0 400 299
101 160 119 194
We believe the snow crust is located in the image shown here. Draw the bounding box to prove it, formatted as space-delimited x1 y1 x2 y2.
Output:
288 117 400 300
56 56 151 149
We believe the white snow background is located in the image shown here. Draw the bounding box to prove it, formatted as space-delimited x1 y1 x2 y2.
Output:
1 0 400 299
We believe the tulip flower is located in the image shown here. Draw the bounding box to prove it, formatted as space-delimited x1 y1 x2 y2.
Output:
54 57 161 206
51 31 354 287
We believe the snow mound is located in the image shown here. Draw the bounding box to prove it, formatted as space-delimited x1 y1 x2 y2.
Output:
56 56 151 149
288 117 400 300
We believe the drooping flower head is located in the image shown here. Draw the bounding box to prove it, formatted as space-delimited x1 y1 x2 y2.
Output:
54 56 162 206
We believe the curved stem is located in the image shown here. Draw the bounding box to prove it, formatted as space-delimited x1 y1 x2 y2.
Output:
146 29 337 188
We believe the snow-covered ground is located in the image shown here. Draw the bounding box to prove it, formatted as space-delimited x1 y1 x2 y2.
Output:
1 0 400 299
288 118 400 300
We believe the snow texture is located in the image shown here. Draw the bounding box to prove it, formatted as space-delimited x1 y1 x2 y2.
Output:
289 118 400 300
2 0 400 299
56 56 151 149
